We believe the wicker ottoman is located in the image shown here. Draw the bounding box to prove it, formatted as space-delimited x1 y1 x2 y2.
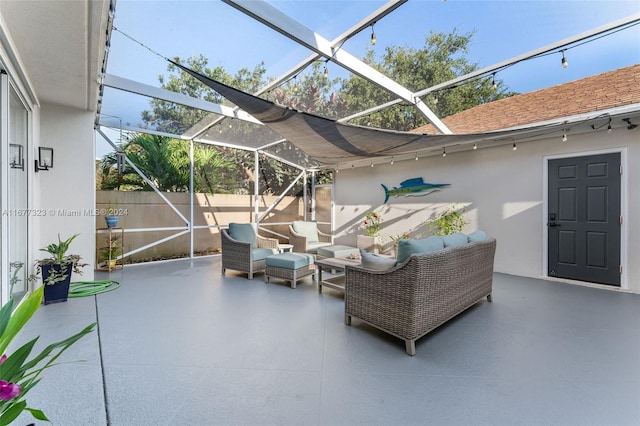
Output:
265 253 316 289
316 245 359 259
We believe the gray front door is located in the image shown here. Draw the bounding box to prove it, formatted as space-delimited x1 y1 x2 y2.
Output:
548 153 621 286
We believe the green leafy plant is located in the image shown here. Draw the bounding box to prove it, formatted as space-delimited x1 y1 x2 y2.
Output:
99 234 123 264
428 206 469 236
361 211 382 237
0 285 96 424
33 234 87 285
389 232 410 248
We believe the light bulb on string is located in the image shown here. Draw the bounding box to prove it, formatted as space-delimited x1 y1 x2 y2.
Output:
370 23 376 45
442 148 447 157
390 157 394 165
561 50 568 69
512 142 517 151
562 131 568 142
491 73 497 90
473 143 477 150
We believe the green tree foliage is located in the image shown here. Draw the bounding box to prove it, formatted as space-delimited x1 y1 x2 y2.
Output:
340 29 515 130
142 54 267 134
98 133 235 193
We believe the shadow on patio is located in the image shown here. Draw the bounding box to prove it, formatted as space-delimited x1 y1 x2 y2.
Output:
14 256 640 426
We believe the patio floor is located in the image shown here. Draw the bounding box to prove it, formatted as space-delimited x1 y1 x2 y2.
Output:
13 255 640 426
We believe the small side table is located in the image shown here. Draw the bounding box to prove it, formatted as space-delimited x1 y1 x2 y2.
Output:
277 244 294 253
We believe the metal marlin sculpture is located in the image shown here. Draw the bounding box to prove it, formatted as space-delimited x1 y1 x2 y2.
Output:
381 177 450 203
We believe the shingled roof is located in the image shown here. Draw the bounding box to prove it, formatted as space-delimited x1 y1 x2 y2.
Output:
412 64 640 134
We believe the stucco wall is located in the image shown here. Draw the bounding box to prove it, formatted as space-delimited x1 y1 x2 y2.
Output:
36 103 96 281
334 128 640 293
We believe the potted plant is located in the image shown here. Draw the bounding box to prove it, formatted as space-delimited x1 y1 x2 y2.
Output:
34 234 87 305
99 233 122 268
104 200 119 228
357 210 383 253
428 205 469 236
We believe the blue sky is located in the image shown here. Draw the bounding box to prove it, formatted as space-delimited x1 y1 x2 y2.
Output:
100 0 640 138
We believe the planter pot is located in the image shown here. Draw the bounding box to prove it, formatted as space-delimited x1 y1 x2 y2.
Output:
105 216 119 228
41 263 73 305
357 235 381 254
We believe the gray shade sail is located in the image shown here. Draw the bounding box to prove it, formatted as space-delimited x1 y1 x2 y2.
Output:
173 60 563 167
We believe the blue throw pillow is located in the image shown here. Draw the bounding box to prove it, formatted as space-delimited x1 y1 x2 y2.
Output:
442 232 468 247
467 230 487 242
396 235 444 264
359 249 396 271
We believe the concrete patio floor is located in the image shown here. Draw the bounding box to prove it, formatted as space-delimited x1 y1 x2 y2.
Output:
13 255 640 426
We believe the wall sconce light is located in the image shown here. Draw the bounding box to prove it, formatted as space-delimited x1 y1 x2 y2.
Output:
9 144 24 170
35 147 53 172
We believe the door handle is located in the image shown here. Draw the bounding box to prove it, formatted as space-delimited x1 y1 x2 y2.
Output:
548 222 561 227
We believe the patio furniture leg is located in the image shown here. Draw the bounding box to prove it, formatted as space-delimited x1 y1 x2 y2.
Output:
487 294 492 302
405 339 416 356
344 313 351 325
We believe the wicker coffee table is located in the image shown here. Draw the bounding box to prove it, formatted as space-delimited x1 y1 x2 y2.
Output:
315 256 361 293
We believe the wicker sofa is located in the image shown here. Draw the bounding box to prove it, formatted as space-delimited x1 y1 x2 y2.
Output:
344 237 497 356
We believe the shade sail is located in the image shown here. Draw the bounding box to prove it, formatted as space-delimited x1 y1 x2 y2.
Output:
173 61 564 167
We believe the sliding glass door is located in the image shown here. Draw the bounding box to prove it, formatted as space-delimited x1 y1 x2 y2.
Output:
1 69 30 306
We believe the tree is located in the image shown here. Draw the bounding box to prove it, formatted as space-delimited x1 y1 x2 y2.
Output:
98 133 236 193
142 54 268 134
340 29 515 130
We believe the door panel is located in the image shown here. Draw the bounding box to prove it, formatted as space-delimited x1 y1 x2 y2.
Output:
548 153 620 286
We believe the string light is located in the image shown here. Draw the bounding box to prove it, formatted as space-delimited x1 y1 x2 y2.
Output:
415 152 419 161
491 73 497 90
370 23 376 45
442 148 447 157
561 50 568 68
562 130 568 142
323 60 329 80
370 161 374 167
390 157 394 165
607 117 612 133
473 143 477 150
512 142 517 151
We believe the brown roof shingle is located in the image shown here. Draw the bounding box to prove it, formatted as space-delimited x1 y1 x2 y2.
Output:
412 64 640 134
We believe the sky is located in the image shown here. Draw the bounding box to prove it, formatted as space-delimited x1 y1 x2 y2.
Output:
98 0 640 154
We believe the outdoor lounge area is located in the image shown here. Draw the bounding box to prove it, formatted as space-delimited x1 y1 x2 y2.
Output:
13 257 640 425
1 1 640 425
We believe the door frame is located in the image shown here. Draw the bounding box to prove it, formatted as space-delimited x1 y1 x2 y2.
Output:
542 148 628 290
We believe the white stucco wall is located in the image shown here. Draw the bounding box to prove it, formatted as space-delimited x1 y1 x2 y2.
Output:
334 128 640 293
34 103 96 281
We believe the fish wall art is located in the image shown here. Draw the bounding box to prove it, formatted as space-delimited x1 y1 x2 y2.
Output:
381 177 450 203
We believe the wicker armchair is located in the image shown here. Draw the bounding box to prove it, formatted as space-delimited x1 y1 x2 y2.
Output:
221 223 279 279
345 238 496 356
288 221 333 253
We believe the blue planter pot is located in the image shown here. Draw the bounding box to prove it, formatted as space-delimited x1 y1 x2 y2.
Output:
41 263 73 305
105 216 119 228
